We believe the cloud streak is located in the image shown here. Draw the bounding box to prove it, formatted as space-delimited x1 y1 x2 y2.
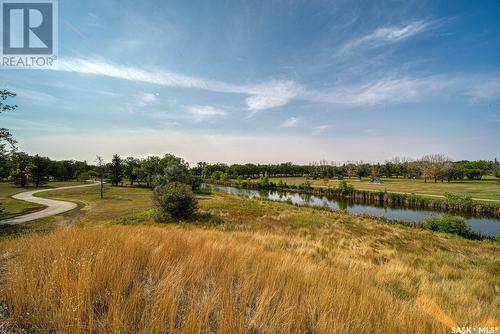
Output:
280 117 300 128
53 58 499 113
55 58 302 111
465 79 500 101
124 92 159 113
303 75 451 106
338 20 429 55
186 105 227 121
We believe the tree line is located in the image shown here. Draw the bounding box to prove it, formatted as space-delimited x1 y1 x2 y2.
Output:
0 153 194 188
192 155 500 183
1 152 498 188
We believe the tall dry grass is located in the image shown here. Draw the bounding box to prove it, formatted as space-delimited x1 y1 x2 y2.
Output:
0 225 445 333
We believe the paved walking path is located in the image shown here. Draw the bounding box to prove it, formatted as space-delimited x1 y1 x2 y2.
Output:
0 183 99 225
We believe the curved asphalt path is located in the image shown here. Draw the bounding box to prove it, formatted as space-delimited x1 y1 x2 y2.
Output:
0 182 100 225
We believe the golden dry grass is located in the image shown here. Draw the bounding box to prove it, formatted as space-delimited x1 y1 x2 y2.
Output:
0 226 447 334
197 195 500 324
0 187 498 333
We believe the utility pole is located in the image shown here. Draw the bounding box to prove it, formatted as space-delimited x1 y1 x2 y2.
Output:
96 156 104 199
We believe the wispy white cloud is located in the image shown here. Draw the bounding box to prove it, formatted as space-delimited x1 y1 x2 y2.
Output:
465 79 500 101
280 117 300 128
186 105 227 121
313 124 332 134
245 80 303 111
304 75 451 106
140 92 158 104
53 58 498 112
125 92 159 113
54 58 301 112
339 21 429 55
16 89 58 105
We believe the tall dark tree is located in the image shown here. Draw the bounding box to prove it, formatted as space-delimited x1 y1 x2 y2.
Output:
109 154 123 186
10 152 32 187
32 154 50 187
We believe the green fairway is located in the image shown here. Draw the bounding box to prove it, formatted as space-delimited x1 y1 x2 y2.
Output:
35 184 153 224
268 177 500 201
0 181 90 220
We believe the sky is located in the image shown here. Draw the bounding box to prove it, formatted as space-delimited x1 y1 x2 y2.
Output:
1 0 499 165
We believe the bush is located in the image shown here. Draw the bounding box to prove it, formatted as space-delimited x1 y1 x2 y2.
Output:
336 180 354 195
211 171 222 180
153 182 197 220
423 216 469 235
259 175 269 187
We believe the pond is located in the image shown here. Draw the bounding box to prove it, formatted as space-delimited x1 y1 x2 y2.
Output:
203 184 500 237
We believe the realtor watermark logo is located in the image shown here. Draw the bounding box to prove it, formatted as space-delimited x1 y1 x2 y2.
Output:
0 0 57 68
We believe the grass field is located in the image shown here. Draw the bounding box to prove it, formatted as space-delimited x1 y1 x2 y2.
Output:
0 181 86 220
0 185 498 333
268 177 500 201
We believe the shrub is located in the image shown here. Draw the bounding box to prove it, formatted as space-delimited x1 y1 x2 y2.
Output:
423 216 469 235
259 175 269 187
153 182 197 220
336 180 354 195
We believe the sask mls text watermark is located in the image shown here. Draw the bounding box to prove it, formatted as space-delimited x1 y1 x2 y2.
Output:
1 0 57 68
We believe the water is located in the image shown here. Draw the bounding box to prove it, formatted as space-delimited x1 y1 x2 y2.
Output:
203 184 500 237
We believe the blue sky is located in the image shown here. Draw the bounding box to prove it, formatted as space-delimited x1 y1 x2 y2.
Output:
1 0 499 164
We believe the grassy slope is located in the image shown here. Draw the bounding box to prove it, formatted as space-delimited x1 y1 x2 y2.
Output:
268 177 500 201
0 186 498 333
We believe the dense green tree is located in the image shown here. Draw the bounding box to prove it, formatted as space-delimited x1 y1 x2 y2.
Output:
32 154 50 187
108 154 123 186
123 157 140 185
10 152 32 187
139 156 161 187
355 163 370 180
154 157 191 188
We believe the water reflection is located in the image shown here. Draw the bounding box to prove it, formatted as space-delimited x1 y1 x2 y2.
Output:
203 184 500 237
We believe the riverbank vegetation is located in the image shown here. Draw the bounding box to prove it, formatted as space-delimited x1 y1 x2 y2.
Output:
265 177 500 201
206 178 500 219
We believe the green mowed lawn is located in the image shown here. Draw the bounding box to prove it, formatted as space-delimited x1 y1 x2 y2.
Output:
268 177 500 201
36 184 153 224
0 181 89 220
